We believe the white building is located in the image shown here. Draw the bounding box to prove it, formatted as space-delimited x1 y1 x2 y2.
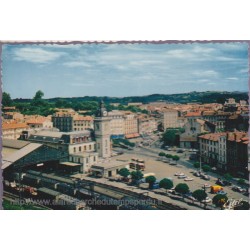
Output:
94 101 112 158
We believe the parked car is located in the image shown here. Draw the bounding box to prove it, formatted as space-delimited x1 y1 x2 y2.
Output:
177 149 184 153
193 171 201 177
232 186 245 193
178 175 187 179
184 177 194 181
203 183 211 189
217 190 227 195
216 179 226 186
174 172 184 176
202 175 210 181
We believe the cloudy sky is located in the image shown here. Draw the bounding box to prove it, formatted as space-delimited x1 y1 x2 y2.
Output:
2 42 249 99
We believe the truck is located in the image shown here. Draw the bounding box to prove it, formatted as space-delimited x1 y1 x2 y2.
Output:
210 185 223 194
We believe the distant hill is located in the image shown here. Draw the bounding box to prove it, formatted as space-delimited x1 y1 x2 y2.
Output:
13 91 248 105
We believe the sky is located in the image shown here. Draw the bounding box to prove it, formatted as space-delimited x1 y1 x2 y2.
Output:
1 42 249 99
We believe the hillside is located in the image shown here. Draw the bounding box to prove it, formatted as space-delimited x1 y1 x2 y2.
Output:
13 91 248 105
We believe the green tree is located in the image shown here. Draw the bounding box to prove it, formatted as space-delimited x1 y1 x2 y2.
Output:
159 152 165 157
32 90 45 106
193 162 200 169
131 170 144 185
237 178 246 185
172 155 180 163
55 99 69 108
118 168 130 178
224 173 233 181
161 129 177 146
159 178 173 190
34 90 44 100
212 194 228 209
145 176 157 189
2 92 13 107
202 165 211 172
175 183 190 199
192 189 207 206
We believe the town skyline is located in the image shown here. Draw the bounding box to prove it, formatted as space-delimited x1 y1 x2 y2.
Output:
2 43 248 99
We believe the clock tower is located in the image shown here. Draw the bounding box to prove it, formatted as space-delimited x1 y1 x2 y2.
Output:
94 100 111 158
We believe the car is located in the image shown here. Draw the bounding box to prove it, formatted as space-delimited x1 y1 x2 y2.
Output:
232 186 245 193
202 175 210 181
170 161 177 165
216 179 226 186
178 175 187 179
193 171 201 177
184 177 194 181
174 172 184 176
203 184 211 189
202 197 212 203
217 190 227 195
177 149 184 153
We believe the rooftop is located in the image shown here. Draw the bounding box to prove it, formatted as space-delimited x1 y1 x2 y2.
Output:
2 122 28 130
199 133 227 141
185 111 201 117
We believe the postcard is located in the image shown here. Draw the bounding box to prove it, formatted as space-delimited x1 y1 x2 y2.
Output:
0 41 249 210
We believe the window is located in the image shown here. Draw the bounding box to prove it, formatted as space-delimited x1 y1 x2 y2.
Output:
84 145 87 151
78 158 81 163
79 146 81 152
89 145 91 150
73 147 76 153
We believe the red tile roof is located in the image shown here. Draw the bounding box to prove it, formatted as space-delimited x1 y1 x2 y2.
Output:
185 111 201 117
2 122 28 130
199 133 227 141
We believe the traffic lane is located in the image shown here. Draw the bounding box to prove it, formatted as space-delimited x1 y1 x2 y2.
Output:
114 151 247 201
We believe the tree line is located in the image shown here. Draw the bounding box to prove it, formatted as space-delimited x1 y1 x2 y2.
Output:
2 91 149 116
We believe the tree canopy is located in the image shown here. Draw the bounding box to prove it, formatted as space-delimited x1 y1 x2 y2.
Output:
193 162 200 169
192 189 207 203
2 92 13 107
145 176 157 189
159 178 173 190
212 194 228 208
175 183 189 196
172 155 180 162
131 170 144 182
118 168 130 178
202 165 211 172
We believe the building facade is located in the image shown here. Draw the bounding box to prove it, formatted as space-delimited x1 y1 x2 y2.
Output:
163 109 179 130
52 112 74 132
108 110 125 139
2 122 29 139
124 112 139 138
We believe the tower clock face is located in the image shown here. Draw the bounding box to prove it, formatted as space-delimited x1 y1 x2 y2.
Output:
103 111 107 116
